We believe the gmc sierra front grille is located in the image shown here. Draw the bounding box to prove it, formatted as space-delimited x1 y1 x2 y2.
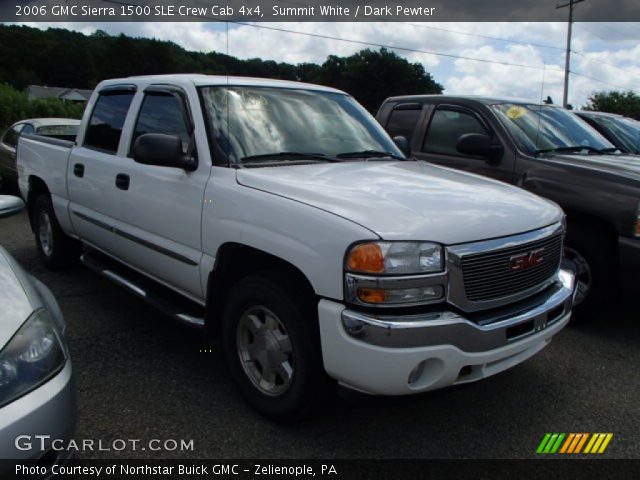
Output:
461 233 563 302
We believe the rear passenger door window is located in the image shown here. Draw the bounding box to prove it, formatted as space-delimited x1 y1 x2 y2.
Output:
132 92 192 155
423 108 488 156
84 91 135 153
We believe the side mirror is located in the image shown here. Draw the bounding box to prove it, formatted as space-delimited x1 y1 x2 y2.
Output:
0 195 25 219
392 136 411 157
456 133 504 162
132 134 197 171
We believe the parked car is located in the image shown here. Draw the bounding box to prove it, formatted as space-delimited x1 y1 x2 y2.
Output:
377 95 638 309
18 76 574 419
0 195 75 462
575 110 640 155
0 118 80 192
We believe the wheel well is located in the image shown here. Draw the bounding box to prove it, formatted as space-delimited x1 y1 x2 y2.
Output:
564 210 617 238
26 176 50 232
205 243 317 340
563 209 618 254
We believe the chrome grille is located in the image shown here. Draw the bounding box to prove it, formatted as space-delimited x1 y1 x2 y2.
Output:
461 233 563 302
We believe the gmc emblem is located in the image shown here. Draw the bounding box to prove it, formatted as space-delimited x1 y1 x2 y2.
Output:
509 248 545 272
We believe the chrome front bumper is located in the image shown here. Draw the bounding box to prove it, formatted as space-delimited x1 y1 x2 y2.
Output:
341 269 574 350
319 269 574 395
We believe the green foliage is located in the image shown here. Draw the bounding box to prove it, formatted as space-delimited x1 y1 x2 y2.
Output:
0 25 443 113
583 90 640 120
0 83 85 129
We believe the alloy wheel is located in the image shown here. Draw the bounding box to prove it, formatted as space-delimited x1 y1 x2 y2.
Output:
38 211 53 257
236 306 294 396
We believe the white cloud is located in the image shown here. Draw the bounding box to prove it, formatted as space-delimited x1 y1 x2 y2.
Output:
446 44 564 102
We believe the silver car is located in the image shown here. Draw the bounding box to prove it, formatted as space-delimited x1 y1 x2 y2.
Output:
0 196 75 462
0 118 80 192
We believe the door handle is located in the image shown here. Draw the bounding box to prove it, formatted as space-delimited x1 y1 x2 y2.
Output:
115 173 130 190
73 163 84 177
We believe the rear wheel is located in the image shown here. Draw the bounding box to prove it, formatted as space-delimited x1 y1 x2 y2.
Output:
221 272 329 421
33 194 81 270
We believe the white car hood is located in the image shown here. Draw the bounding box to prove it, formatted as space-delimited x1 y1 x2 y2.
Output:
236 160 562 244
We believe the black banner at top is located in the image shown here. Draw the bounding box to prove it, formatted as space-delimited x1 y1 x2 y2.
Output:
3 0 640 22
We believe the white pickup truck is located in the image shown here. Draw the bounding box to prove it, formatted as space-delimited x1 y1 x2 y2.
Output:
18 74 574 419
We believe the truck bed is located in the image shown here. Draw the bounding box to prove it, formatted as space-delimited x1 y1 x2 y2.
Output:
17 133 75 230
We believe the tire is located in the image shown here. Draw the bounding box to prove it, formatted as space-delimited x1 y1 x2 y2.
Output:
33 194 81 270
221 272 329 421
564 221 616 316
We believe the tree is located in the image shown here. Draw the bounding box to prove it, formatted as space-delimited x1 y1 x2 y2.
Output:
315 49 443 112
0 25 444 113
583 90 640 120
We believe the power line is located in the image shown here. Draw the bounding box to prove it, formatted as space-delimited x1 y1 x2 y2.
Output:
102 0 634 95
571 49 637 76
100 0 562 72
224 21 566 72
570 70 640 94
402 23 566 51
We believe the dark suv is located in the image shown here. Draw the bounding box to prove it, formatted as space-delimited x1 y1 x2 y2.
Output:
377 95 640 309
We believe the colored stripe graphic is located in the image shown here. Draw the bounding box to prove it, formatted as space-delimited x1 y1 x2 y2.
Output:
537 433 552 454
559 433 575 453
537 433 613 454
537 433 566 454
597 433 614 453
574 433 589 453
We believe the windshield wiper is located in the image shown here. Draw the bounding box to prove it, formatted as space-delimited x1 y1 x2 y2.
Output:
335 150 405 161
240 152 341 163
535 145 617 155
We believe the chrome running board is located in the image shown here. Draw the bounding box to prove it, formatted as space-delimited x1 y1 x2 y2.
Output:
80 251 205 328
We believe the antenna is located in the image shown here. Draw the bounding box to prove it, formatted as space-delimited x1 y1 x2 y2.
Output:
534 63 546 154
226 21 230 168
539 63 546 104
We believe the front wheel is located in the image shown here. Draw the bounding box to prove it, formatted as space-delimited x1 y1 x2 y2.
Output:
564 222 616 314
221 273 329 421
33 194 81 270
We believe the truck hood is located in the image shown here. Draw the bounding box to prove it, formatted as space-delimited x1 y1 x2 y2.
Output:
546 152 640 181
236 161 562 244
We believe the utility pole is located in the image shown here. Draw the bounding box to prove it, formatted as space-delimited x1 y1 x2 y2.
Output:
557 0 585 108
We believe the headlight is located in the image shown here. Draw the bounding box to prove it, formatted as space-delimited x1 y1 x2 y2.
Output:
345 242 445 307
0 309 66 408
346 242 443 275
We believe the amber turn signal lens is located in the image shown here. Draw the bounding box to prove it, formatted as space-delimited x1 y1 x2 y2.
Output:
347 243 385 273
356 288 388 303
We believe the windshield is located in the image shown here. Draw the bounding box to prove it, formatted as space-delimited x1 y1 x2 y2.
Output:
592 115 640 154
201 86 403 164
492 103 614 155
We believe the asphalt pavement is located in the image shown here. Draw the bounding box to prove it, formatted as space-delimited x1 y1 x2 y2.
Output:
1 210 638 459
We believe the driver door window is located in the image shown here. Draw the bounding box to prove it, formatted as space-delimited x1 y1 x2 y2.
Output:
416 106 514 183
423 108 487 156
132 93 192 155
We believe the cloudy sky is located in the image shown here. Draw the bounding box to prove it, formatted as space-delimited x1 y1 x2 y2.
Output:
17 21 640 108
